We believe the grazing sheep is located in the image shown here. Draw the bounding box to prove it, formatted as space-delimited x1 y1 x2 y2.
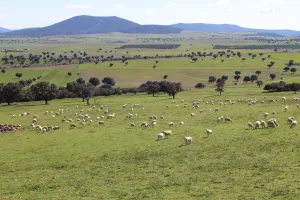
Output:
32 119 37 123
180 121 184 125
268 119 278 128
191 113 195 116
151 121 157 128
70 123 77 128
107 113 115 119
184 136 192 145
272 111 276 115
269 99 276 103
130 123 136 127
157 133 165 141
248 122 255 130
288 117 294 124
297 104 300 108
206 128 213 137
162 130 172 138
255 121 261 129
215 108 219 112
104 110 109 115
141 122 148 128
80 122 86 127
168 122 174 127
264 113 269 119
285 106 289 112
261 120 267 128
224 117 232 123
160 116 164 120
99 121 105 125
290 120 297 128
282 97 287 102
12 114 16 118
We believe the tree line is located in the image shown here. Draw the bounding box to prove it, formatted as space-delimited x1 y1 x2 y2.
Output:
0 77 184 106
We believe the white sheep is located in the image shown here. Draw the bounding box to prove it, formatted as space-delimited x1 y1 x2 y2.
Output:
99 121 105 125
261 120 267 128
130 123 136 127
287 117 294 124
162 130 172 138
191 113 195 116
107 113 115 119
180 121 184 125
282 97 287 102
184 136 192 145
215 108 219 112
206 128 213 137
255 121 261 129
168 122 174 127
141 122 148 128
285 106 289 112
32 119 37 123
157 133 165 141
224 117 232 123
264 113 269 119
248 122 255 130
151 121 157 128
290 120 297 128
160 116 164 120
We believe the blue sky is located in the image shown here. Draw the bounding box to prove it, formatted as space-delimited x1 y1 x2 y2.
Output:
0 0 298 30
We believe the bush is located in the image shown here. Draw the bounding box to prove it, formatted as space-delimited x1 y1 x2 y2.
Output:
195 83 206 89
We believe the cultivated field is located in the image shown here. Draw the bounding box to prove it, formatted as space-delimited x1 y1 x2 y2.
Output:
1 32 300 199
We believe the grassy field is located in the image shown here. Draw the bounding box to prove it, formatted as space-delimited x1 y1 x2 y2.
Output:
1 32 300 199
1 89 300 199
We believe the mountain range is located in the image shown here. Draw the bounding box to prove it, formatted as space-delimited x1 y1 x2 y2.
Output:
0 27 11 33
1 15 300 36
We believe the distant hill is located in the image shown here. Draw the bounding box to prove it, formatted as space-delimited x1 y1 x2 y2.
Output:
123 25 182 34
0 27 11 33
4 16 182 36
172 23 300 37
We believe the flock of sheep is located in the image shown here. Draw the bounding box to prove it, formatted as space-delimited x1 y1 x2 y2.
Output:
10 96 299 145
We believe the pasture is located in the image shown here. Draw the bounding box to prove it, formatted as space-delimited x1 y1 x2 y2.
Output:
1 32 300 199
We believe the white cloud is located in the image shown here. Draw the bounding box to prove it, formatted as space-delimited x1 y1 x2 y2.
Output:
65 4 88 9
261 7 274 13
208 0 230 7
167 2 177 7
144 8 153 15
260 0 284 5
115 4 123 8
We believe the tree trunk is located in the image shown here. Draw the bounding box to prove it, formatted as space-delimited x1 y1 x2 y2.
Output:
172 94 175 99
153 93 155 97
82 97 85 102
45 100 48 105
7 101 10 106
86 98 90 106
219 91 222 96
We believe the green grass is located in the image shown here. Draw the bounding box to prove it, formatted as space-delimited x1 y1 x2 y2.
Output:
1 33 300 199
1 89 300 199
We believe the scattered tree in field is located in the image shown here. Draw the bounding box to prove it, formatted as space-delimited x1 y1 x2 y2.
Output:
243 76 251 83
109 63 113 67
102 77 116 86
76 78 85 84
215 78 225 96
163 75 168 79
283 66 290 72
195 83 206 89
221 75 228 81
155 60 159 64
268 55 271 58
235 71 241 76
242 58 246 62
270 73 276 80
288 60 294 66
256 80 264 88
255 70 262 76
291 67 297 74
1 69 5 73
290 83 300 94
15 73 23 79
2 83 22 105
274 48 278 52
213 54 218 59
147 84 160 97
262 58 266 61
29 82 58 104
250 75 258 83
259 53 264 57
67 72 72 76
221 60 224 63
153 65 156 69
89 77 100 87
159 81 183 99
192 57 198 62
208 76 216 83
125 62 128 66
234 75 241 82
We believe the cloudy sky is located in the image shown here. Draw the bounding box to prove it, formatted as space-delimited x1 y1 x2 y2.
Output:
0 0 298 30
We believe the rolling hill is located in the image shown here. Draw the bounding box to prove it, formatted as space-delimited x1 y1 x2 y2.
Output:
172 23 300 37
4 16 182 36
0 27 11 33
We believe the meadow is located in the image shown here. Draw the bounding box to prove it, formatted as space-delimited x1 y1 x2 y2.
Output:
1 32 300 199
